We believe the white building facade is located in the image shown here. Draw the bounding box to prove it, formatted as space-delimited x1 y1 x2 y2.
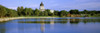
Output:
40 2 45 11
39 2 54 13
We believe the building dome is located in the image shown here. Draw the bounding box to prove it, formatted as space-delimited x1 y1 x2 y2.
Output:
40 2 45 11
40 2 44 6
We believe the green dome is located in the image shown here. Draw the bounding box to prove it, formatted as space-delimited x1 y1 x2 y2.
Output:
40 2 44 6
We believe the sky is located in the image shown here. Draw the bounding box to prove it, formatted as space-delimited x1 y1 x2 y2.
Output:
0 0 100 11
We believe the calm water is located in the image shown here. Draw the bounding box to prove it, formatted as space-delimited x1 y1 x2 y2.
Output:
0 17 100 33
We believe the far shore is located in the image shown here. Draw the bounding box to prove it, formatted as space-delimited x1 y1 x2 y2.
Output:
0 17 59 22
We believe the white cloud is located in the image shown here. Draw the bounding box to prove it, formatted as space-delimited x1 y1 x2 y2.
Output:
75 0 99 1
48 1 100 11
27 4 39 8
57 2 100 9
8 4 39 9
8 7 17 9
78 2 100 9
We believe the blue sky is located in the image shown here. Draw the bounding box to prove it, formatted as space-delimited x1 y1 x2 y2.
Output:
0 0 100 11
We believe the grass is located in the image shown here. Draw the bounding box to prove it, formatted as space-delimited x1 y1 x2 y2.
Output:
88 14 100 17
0 16 60 22
18 16 60 17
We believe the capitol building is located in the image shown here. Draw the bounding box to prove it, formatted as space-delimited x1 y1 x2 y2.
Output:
39 2 54 13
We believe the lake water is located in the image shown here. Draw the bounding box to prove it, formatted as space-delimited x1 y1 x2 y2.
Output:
0 17 100 33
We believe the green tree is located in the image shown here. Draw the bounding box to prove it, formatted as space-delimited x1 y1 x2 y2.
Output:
45 9 52 16
34 9 40 16
60 10 68 17
0 5 7 17
39 11 48 16
97 11 100 14
24 8 33 16
28 8 33 16
17 6 24 16
88 10 97 16
6 9 18 17
7 9 14 17
69 9 79 14
40 11 44 16
21 6 24 11
44 11 48 16
83 10 88 14
17 7 21 16
54 10 59 16
13 10 18 17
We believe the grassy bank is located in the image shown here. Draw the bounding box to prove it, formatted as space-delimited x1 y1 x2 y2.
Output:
89 14 100 17
19 16 60 17
0 16 60 22
0 16 100 22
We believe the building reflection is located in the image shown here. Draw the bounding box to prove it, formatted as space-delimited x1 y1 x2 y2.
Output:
41 23 45 33
50 18 54 30
40 18 55 33
40 18 45 33
50 18 54 25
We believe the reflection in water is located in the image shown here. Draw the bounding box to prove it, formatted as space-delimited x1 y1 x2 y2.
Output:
50 19 54 30
18 18 67 24
70 19 80 24
41 23 45 33
83 19 100 23
0 17 100 33
50 19 54 25
40 18 45 33
0 23 6 33
18 18 100 24
40 18 55 33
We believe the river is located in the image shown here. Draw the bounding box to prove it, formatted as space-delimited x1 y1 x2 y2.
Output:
0 17 100 33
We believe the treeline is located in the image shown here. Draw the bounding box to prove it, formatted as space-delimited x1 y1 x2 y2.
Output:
0 5 100 17
0 5 18 17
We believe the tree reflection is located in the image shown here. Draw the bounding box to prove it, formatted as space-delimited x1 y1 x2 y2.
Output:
83 19 100 24
17 18 100 24
0 18 100 33
40 18 45 33
70 19 80 24
18 18 67 24
41 23 45 33
0 23 6 33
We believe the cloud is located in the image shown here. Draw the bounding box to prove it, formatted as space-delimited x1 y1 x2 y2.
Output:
26 4 39 8
8 4 39 9
49 0 100 10
75 0 90 2
78 2 100 9
8 7 17 9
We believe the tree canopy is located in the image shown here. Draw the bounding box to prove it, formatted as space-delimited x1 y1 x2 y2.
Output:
0 5 100 17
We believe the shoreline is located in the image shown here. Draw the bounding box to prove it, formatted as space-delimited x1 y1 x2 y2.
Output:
0 17 58 22
0 17 100 22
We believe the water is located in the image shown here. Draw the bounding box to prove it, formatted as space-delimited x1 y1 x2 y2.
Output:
0 17 100 33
